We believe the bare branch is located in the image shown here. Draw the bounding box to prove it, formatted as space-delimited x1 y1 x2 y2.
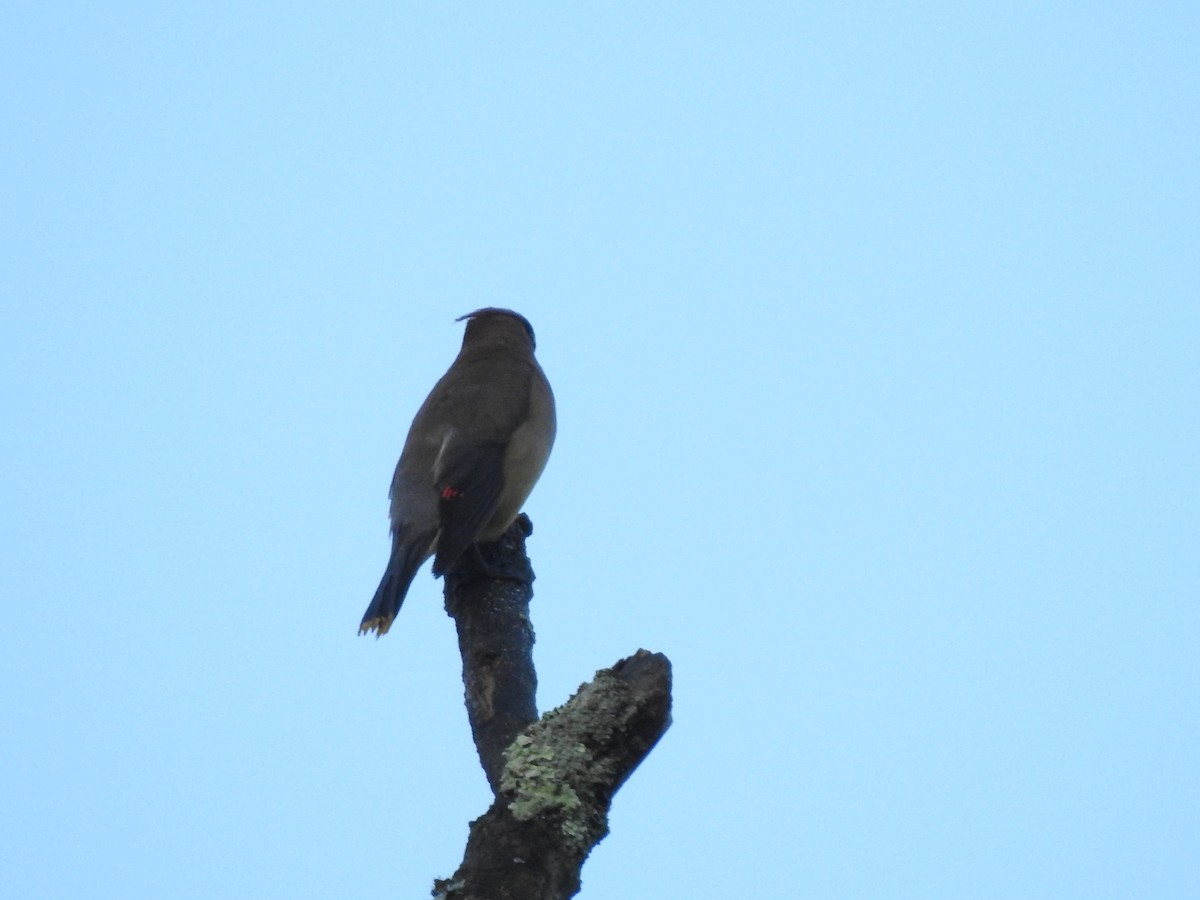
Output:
435 651 672 900
443 514 540 791
437 516 673 898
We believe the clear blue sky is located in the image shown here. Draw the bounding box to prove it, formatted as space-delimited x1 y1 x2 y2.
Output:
2 4 1197 898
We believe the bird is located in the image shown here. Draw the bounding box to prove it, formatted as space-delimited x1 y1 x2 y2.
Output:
359 308 556 637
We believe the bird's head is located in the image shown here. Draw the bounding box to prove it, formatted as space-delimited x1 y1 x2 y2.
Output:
457 308 537 351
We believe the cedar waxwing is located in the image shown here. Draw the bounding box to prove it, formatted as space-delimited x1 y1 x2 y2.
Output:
359 309 556 637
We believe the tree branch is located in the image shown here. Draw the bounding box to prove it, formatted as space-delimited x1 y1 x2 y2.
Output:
443 514 540 792
437 516 673 899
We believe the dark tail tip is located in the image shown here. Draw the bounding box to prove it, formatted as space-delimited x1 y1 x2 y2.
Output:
358 568 403 637
359 545 427 638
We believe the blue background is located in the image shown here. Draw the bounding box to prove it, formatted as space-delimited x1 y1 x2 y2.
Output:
2 4 1196 897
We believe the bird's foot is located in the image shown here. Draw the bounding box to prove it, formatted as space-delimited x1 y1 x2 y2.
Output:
466 540 532 584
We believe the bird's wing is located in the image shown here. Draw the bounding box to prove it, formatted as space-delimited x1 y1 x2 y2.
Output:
430 438 506 576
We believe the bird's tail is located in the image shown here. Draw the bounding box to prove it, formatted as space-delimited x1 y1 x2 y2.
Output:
359 539 430 637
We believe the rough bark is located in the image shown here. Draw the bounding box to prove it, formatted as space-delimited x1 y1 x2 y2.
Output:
443 514 540 792
437 516 673 899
